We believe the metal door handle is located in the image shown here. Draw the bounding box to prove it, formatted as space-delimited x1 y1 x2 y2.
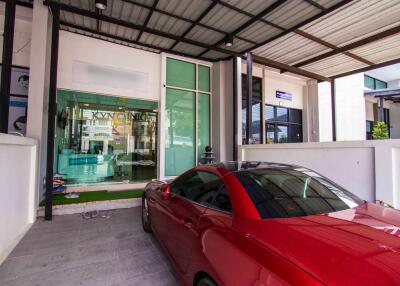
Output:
149 197 156 203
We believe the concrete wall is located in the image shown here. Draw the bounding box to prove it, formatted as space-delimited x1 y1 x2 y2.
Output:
335 74 366 141
264 70 306 110
58 31 161 102
26 0 52 199
390 105 400 139
239 140 400 208
317 82 333 142
0 134 38 264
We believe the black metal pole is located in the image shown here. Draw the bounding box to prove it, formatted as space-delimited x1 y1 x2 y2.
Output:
0 0 16 133
330 79 336 141
232 57 238 161
45 3 60 221
246 52 253 144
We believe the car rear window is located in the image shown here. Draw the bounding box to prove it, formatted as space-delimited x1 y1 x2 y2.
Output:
235 168 364 219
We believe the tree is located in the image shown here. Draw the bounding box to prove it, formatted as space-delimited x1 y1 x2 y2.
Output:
372 121 389 140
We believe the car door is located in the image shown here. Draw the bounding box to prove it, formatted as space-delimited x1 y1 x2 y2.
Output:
157 171 224 274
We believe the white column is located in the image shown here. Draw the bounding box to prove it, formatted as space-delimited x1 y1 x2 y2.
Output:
303 79 319 142
317 81 333 142
26 0 52 201
211 58 241 162
374 142 399 208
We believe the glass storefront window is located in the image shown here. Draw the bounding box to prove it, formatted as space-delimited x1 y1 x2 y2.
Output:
166 58 196 90
165 88 196 176
266 105 303 144
165 58 211 176
198 65 211 92
56 90 158 185
198 93 210 161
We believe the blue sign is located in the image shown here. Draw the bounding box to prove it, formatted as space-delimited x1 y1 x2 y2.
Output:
69 156 98 166
276 90 292 101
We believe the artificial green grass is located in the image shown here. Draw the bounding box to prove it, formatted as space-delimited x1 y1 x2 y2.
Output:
39 190 143 206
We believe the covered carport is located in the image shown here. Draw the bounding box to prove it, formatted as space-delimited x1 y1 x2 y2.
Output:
1 0 400 285
21 0 399 220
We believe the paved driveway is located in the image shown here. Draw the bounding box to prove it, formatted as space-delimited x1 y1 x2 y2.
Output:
0 207 178 286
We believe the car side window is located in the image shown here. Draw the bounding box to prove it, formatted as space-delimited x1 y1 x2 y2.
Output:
211 185 232 213
170 171 225 206
171 171 233 213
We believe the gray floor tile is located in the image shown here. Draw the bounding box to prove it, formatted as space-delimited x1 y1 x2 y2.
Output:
0 207 179 286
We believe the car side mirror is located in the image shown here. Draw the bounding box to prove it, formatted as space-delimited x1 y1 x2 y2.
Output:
161 184 171 200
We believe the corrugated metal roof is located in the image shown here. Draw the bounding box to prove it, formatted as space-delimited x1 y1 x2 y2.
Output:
200 3 250 34
253 32 332 65
302 54 368 77
302 0 400 47
51 0 400 79
350 33 400 64
263 0 320 30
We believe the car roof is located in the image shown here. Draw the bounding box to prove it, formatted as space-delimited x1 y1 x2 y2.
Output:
210 161 299 173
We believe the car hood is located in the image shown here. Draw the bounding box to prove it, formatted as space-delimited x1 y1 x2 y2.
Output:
237 203 400 286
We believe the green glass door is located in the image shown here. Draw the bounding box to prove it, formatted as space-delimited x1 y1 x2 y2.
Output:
165 58 211 176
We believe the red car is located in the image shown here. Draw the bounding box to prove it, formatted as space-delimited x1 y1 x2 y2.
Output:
142 162 400 286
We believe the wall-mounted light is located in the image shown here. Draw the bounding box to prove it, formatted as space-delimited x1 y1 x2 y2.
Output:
95 0 107 10
225 34 234 47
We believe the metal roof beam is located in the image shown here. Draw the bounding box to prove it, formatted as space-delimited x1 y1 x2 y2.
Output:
169 1 217 50
295 24 400 68
0 0 32 8
47 1 241 58
331 57 400 79
243 0 354 54
294 29 374 65
60 21 215 62
199 0 288 57
120 0 257 45
136 0 159 42
303 0 326 11
215 0 285 31
251 54 330 82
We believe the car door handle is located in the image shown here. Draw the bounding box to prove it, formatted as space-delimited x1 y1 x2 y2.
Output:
149 197 156 203
183 220 193 229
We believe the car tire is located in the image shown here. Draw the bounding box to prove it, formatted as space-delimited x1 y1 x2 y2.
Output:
196 277 217 286
142 194 152 233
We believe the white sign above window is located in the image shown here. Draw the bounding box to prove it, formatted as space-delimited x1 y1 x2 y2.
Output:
72 60 149 93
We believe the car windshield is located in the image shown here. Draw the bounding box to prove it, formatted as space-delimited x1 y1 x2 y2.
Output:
235 167 364 219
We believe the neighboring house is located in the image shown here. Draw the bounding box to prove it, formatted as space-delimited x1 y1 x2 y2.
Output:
323 65 400 142
363 67 400 140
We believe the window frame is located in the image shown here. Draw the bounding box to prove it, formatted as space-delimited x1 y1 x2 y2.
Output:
364 75 388 90
164 56 212 176
265 104 303 144
242 74 263 144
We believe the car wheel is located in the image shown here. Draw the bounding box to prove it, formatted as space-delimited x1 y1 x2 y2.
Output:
142 194 152 233
196 277 217 286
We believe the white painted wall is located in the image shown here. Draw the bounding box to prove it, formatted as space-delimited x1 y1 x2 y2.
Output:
390 105 400 139
0 3 32 67
303 80 319 142
239 140 400 208
264 70 306 110
365 99 375 121
335 74 366 141
58 31 161 101
317 82 333 142
26 0 52 199
0 134 37 264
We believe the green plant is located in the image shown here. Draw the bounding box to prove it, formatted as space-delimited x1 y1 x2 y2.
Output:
372 121 389 140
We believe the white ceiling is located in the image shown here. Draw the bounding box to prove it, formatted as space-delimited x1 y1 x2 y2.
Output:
365 63 400 82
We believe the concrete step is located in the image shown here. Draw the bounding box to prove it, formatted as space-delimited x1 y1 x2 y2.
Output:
37 198 142 216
